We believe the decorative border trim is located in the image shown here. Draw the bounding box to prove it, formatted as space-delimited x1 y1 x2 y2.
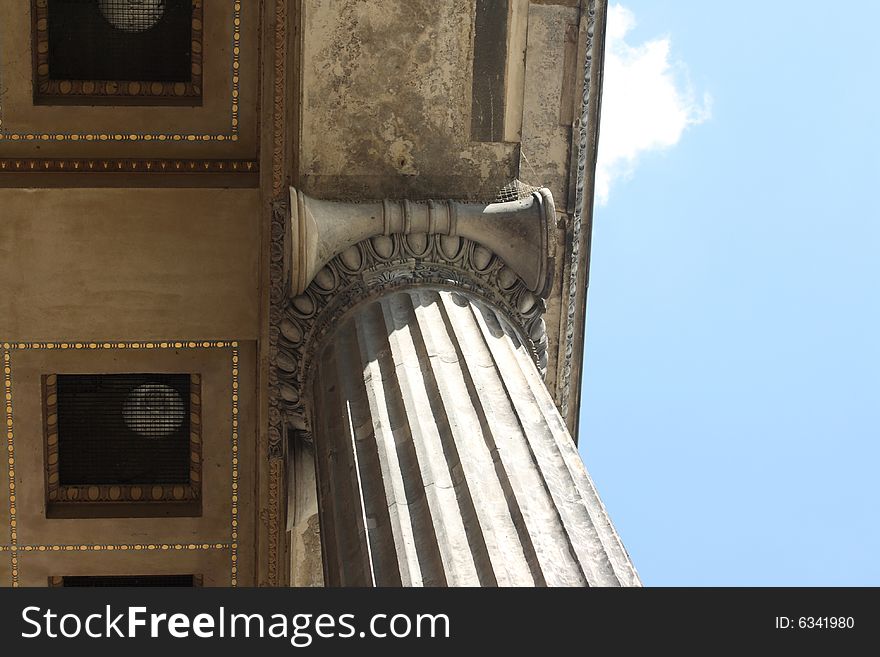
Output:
25 542 228 552
0 340 240 587
32 0 204 105
0 0 242 142
230 346 239 586
0 158 257 173
3 347 18 586
43 373 202 507
2 341 236 350
560 0 600 420
270 0 287 197
230 0 241 134
265 0 291 585
267 200 288 461
265 457 282 585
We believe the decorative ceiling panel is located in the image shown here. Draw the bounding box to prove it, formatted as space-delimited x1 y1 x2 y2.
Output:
0 0 257 164
35 0 202 106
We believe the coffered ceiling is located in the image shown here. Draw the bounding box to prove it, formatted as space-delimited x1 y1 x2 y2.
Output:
0 0 259 182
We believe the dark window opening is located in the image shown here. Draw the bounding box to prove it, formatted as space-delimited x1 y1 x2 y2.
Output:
57 574 198 587
56 373 192 486
46 0 193 83
471 0 510 142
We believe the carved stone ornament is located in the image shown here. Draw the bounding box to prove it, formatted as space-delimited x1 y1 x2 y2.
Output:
272 187 558 444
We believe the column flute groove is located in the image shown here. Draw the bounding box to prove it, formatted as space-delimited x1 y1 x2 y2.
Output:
308 288 639 587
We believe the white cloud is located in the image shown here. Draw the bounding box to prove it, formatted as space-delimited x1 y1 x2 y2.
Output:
595 4 711 205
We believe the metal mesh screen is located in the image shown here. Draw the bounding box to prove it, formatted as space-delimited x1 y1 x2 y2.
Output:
61 575 196 587
96 0 168 33
46 0 192 82
494 179 543 203
56 374 191 486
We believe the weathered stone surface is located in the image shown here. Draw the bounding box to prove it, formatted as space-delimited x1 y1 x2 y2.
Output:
521 2 582 212
299 0 519 199
288 440 325 587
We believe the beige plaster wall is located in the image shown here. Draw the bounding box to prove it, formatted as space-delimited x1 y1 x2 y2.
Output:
0 188 260 341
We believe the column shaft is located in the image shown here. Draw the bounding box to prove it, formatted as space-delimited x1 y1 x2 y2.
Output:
312 289 639 587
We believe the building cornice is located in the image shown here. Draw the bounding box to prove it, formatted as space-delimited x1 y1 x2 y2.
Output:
558 0 607 433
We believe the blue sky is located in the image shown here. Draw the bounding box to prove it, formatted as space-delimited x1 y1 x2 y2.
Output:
578 1 880 585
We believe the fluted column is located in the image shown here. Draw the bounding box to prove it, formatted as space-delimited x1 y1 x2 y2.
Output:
311 288 640 587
